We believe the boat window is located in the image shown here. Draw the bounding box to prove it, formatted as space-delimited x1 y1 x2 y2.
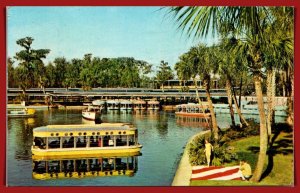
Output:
48 137 60 149
89 136 98 147
128 135 135 146
62 136 74 148
116 135 127 146
102 135 111 147
76 136 87 148
33 137 46 149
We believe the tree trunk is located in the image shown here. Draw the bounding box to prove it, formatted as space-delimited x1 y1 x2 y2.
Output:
225 78 236 126
161 84 164 92
193 78 210 125
251 75 268 182
204 78 219 141
286 67 294 126
266 69 276 142
231 79 249 127
239 77 242 109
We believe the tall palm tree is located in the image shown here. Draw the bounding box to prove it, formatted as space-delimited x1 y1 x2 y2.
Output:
167 6 293 182
217 39 249 127
189 44 219 141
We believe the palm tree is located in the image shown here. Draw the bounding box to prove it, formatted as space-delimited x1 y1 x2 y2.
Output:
175 44 219 141
167 6 293 182
218 38 249 127
189 44 219 141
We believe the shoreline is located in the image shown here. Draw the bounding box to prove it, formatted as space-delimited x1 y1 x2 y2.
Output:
172 130 210 186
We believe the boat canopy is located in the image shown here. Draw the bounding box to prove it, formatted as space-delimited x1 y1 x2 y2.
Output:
33 123 136 137
106 100 120 104
132 100 146 104
120 100 133 104
147 101 159 105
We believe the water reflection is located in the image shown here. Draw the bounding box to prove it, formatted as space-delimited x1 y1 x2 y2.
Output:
176 116 210 129
9 118 35 160
32 156 139 180
155 113 169 138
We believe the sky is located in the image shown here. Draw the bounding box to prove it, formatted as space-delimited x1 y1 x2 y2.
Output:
7 6 219 73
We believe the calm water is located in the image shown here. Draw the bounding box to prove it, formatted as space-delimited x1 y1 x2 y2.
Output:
6 109 286 186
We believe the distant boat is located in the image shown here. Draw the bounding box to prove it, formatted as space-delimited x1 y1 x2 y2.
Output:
82 105 101 120
120 100 133 111
132 100 146 110
175 103 211 118
147 100 160 110
107 100 120 110
92 99 106 106
8 108 36 118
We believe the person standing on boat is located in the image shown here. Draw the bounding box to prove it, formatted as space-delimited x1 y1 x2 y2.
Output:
204 139 214 167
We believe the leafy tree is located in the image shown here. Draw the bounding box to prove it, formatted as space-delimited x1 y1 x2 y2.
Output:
156 60 174 92
53 57 68 88
13 37 50 98
7 57 16 88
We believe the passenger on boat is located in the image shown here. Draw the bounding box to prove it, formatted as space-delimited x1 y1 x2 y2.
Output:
90 136 96 147
34 138 44 148
77 138 82 147
49 139 60 148
98 138 102 147
68 137 74 147
63 139 68 148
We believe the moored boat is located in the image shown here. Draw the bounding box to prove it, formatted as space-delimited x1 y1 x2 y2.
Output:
132 100 146 111
175 103 211 118
106 100 120 110
82 105 101 120
147 100 160 110
92 99 106 106
120 100 133 111
31 123 143 159
7 108 36 118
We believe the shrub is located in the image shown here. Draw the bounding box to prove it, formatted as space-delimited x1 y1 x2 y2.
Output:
189 133 238 166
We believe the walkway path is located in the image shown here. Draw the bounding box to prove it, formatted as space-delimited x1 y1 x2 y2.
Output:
172 130 210 186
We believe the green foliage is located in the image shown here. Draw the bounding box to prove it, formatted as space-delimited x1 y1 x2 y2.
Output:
156 60 174 89
189 120 261 166
11 47 153 89
189 133 238 166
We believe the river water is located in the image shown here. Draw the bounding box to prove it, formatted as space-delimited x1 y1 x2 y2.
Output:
6 109 286 186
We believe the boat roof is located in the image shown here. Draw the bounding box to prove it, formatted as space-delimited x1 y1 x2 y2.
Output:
33 123 136 133
120 100 133 104
176 103 209 107
132 100 146 104
147 101 159 104
106 100 120 104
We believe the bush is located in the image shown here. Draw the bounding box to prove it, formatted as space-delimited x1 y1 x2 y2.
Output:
188 120 261 166
189 133 238 166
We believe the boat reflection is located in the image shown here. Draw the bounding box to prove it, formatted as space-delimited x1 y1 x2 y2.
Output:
176 116 211 129
32 155 139 180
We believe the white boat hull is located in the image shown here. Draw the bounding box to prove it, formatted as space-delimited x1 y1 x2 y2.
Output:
82 111 100 120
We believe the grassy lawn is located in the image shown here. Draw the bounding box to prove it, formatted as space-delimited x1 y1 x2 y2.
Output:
190 127 294 186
